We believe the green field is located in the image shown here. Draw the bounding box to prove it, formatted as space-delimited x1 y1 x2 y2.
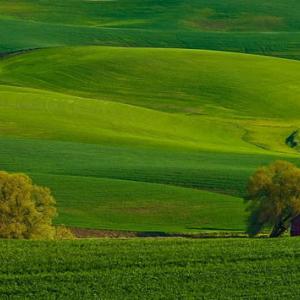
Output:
1 238 300 299
1 0 300 59
0 46 300 232
1 2 300 298
1 1 300 299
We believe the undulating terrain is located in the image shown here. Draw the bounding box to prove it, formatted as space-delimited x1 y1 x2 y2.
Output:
1 1 300 298
1 0 300 233
0 46 300 232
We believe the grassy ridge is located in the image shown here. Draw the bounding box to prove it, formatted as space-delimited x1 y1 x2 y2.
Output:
2 47 300 118
0 84 259 153
1 1 300 59
1 238 300 299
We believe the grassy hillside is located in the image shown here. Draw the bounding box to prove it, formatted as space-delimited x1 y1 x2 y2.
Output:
1 0 300 59
0 47 299 232
2 0 300 31
2 47 300 118
0 83 260 232
1 238 300 299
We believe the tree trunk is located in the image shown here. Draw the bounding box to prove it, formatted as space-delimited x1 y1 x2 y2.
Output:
270 222 286 237
270 215 292 238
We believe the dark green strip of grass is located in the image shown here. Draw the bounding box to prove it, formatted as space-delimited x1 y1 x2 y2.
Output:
1 17 300 60
0 238 300 299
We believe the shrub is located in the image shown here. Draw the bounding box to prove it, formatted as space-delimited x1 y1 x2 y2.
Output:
55 226 75 240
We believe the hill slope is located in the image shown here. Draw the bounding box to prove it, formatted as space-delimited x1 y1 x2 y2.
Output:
0 47 299 232
2 47 300 118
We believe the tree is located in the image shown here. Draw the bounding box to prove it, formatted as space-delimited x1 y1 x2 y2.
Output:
245 160 300 237
0 171 57 239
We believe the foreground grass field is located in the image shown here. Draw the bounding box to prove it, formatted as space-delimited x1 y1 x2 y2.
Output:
1 0 300 59
0 47 300 232
1 238 300 299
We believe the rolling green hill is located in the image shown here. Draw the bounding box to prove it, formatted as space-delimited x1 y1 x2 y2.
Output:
2 47 300 118
0 47 299 232
1 0 300 59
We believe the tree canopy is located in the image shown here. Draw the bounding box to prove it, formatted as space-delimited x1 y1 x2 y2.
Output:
0 171 57 239
245 160 300 237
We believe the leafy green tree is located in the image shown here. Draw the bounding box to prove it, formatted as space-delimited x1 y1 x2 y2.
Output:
245 160 300 237
0 171 57 239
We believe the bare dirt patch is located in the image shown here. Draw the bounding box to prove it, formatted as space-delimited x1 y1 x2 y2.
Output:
70 227 248 239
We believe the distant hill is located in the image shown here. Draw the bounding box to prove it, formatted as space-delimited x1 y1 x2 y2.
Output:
1 0 300 59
